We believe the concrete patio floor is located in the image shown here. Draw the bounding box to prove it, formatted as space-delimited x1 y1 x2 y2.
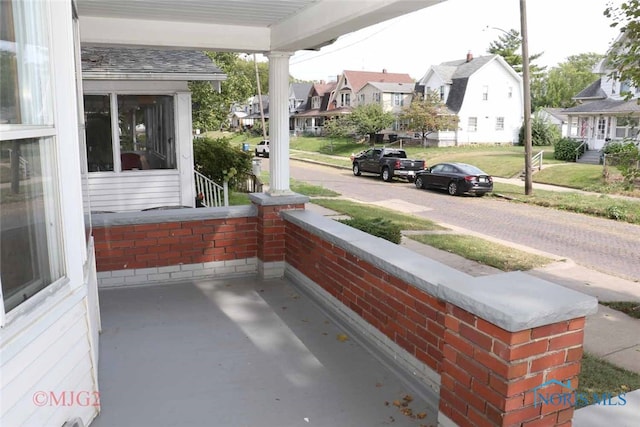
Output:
91 277 437 427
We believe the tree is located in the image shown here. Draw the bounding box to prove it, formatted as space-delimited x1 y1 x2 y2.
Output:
604 1 640 99
487 28 545 76
532 53 603 109
193 137 252 186
400 92 459 145
518 114 561 146
322 115 355 139
347 104 395 141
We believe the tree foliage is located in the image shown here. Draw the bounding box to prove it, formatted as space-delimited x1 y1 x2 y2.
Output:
518 114 561 146
323 115 355 138
193 137 252 186
602 140 640 189
348 104 395 139
531 53 603 109
604 0 640 99
190 53 269 132
487 28 545 76
400 92 459 142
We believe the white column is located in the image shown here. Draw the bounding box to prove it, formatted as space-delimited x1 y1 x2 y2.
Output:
267 51 293 195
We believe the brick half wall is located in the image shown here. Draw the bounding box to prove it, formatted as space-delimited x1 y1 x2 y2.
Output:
282 209 597 427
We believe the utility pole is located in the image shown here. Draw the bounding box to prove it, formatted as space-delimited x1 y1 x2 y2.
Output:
520 0 533 195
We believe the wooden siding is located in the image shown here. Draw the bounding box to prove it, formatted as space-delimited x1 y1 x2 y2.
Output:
88 171 182 212
0 288 98 426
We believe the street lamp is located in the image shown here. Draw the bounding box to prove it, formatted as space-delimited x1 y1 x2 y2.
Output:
520 0 533 195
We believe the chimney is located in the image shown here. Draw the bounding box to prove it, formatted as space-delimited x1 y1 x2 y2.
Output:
382 68 387 73
466 51 473 62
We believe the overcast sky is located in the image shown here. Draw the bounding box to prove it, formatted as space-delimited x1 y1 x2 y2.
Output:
288 0 623 82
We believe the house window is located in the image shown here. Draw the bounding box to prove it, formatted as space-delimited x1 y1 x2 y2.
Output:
508 86 513 98
620 81 632 95
482 85 489 101
468 117 478 132
312 96 320 109
340 92 350 107
439 85 445 101
84 94 177 172
615 116 639 138
597 117 607 139
496 117 505 131
359 93 365 104
373 92 380 102
1 0 64 313
393 93 403 106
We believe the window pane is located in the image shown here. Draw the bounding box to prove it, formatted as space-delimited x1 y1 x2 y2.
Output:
84 95 113 172
117 95 176 170
0 0 52 125
1 138 64 312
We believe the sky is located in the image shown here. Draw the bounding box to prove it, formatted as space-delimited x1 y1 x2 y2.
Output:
288 0 623 82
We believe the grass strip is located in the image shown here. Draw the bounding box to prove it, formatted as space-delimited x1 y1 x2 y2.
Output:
600 301 640 319
577 352 640 407
311 198 443 231
407 233 553 271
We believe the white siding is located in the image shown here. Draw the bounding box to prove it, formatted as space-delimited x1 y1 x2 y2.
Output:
88 171 182 212
457 59 523 145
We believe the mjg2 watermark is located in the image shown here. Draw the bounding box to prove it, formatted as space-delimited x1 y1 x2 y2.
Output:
33 391 100 407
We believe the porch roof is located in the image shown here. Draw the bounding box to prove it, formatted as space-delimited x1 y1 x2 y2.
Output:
90 277 437 427
562 98 640 115
76 0 444 53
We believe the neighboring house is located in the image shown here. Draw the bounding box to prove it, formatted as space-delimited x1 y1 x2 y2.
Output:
294 80 336 135
416 53 524 146
329 69 414 112
563 34 640 150
536 108 569 137
246 94 270 125
82 47 226 212
289 82 313 133
356 81 414 132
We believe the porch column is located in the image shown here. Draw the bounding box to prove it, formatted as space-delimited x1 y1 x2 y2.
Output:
267 51 293 195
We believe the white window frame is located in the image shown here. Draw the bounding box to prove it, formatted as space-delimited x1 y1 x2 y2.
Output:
439 85 445 101
468 117 478 132
393 93 403 106
496 117 505 131
312 95 320 110
482 85 489 101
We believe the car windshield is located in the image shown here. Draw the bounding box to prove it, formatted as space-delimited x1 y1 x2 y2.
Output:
456 164 487 175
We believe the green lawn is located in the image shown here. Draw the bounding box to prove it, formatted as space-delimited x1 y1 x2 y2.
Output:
407 234 553 271
533 164 607 189
578 352 640 407
600 301 640 319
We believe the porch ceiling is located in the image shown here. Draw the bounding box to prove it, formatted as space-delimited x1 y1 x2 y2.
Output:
77 0 444 53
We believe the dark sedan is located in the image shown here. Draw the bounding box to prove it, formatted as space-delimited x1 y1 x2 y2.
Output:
414 162 493 196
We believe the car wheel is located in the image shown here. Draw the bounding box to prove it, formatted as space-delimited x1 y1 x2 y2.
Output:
382 167 392 182
353 163 361 176
447 181 459 196
255 149 259 157
415 176 424 189
264 153 269 158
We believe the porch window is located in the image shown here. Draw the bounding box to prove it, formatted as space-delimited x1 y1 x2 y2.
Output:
83 94 177 172
1 0 64 313
468 117 478 132
615 116 639 139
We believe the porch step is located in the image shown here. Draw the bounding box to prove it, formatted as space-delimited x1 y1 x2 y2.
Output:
576 149 601 165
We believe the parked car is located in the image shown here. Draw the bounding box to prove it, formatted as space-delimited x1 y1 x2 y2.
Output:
255 140 269 157
352 148 425 182
414 162 493 196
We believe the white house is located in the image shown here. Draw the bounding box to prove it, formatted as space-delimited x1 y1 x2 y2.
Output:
82 47 226 212
0 1 440 425
536 108 570 138
563 33 640 150
417 53 524 146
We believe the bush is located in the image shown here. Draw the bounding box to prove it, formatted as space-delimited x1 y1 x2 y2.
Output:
338 217 402 244
602 140 640 189
193 137 253 186
553 138 583 161
519 115 561 146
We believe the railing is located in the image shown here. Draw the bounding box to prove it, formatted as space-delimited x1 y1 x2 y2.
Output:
532 150 544 171
233 173 263 193
194 170 227 207
575 140 587 162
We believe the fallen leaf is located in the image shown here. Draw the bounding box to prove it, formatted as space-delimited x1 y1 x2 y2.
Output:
621 384 629 390
392 400 402 407
375 382 383 388
322 332 328 336
400 407 413 417
416 412 427 419
402 394 413 402
282 306 287 310
337 333 349 342
384 401 389 406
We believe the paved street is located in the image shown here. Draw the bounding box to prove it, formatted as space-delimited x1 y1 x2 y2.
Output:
278 159 640 282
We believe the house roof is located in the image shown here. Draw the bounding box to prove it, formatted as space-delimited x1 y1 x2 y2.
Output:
342 70 414 94
81 47 225 81
311 82 336 97
539 108 568 123
562 99 640 115
431 65 457 84
291 82 313 100
442 55 497 79
361 82 414 93
573 78 607 100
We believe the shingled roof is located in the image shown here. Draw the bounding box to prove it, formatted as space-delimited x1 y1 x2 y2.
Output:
81 47 225 81
573 78 606 100
342 70 413 94
362 81 414 93
563 99 640 114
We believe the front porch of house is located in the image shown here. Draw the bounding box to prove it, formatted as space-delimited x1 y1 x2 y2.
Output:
90 194 597 426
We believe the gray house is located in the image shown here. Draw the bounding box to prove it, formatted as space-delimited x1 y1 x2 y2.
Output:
82 47 226 212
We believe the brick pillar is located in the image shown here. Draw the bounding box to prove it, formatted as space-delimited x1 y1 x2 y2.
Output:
439 303 585 427
250 193 308 279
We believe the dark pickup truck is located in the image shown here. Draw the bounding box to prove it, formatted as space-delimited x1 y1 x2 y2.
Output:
351 148 425 182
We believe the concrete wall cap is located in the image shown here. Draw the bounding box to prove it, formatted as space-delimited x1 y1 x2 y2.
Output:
282 209 598 332
92 205 256 227
249 192 309 206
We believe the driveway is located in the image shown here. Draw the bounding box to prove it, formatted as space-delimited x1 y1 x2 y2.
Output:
281 160 640 282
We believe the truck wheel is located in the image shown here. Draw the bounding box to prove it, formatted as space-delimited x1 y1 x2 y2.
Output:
382 167 392 182
353 163 361 176
255 149 260 157
448 181 459 196
415 176 424 189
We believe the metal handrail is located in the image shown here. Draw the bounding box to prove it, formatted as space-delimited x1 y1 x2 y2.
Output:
194 170 227 207
575 140 587 162
532 150 544 171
